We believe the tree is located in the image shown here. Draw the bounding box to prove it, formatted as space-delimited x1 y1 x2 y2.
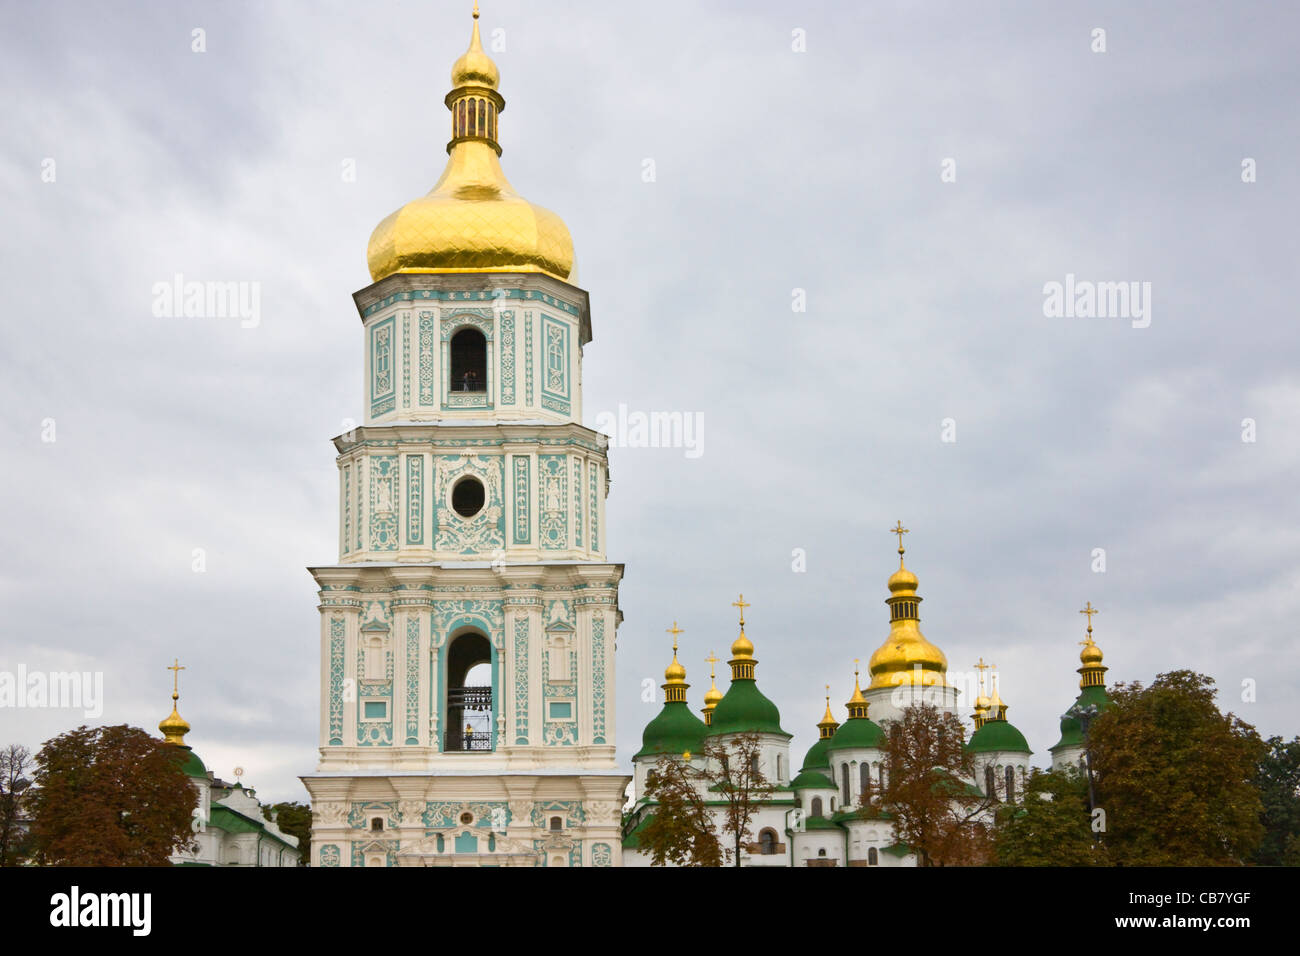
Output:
28 725 198 866
707 733 775 867
264 801 312 865
993 767 1103 866
638 756 723 867
876 702 994 866
1089 670 1264 866
1252 735 1300 866
634 733 773 867
0 743 33 866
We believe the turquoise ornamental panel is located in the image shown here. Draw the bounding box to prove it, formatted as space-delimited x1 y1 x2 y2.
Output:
405 455 424 546
589 463 598 551
369 455 399 551
512 455 530 545
405 616 420 744
342 464 351 555
401 313 411 409
418 311 437 406
455 831 478 853
513 616 529 744
434 455 505 554
540 314 571 415
369 315 396 417
524 313 533 405
328 617 345 745
537 455 568 550
573 458 582 550
591 615 606 744
500 311 516 404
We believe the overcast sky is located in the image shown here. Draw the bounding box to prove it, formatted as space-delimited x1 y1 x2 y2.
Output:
1 0 1296 802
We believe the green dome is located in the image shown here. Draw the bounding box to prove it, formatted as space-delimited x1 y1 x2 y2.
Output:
173 745 208 779
707 679 790 738
826 716 884 752
1049 684 1111 753
633 701 708 760
968 719 1031 754
801 736 832 772
789 769 837 792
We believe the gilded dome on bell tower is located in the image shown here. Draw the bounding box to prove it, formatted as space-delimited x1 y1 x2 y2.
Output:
365 4 576 284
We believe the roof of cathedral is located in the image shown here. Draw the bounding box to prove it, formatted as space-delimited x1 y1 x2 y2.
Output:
827 714 886 752
707 599 791 738
801 736 832 773
1050 606 1112 753
365 6 576 284
789 769 837 791
635 631 708 760
866 526 949 690
968 718 1031 754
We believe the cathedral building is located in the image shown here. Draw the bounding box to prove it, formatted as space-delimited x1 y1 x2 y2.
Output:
622 537 1111 867
159 665 301 867
300 8 627 867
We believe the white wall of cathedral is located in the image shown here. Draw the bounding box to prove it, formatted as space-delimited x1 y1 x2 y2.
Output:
303 773 626 867
863 682 961 726
973 752 1031 803
311 566 620 774
334 428 608 564
359 284 588 427
826 746 886 810
700 731 792 792
1050 745 1090 775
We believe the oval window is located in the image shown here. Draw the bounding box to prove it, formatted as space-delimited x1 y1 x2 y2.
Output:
452 476 485 517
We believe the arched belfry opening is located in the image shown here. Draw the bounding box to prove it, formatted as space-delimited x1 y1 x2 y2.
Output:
446 631 493 751
450 327 487 392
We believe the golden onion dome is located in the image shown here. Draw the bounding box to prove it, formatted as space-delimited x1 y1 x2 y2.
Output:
731 629 754 660
1081 640 1104 665
665 654 686 683
868 527 949 689
703 681 723 707
451 7 499 89
159 658 190 745
365 7 575 284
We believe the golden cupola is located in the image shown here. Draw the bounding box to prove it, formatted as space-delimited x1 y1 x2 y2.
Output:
365 4 576 284
663 622 688 703
701 651 723 725
158 658 190 746
1077 601 1107 689
867 522 949 689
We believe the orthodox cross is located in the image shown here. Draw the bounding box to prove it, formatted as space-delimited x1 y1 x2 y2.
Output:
974 656 990 694
666 621 684 654
1079 601 1099 643
890 521 909 561
168 658 185 697
732 594 750 628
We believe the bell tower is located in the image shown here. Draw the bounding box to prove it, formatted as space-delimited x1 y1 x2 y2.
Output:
301 6 628 868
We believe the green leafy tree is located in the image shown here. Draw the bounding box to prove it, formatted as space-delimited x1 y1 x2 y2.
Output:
638 756 722 867
877 702 994 866
993 767 1102 866
28 725 198 866
264 801 311 864
1089 670 1264 866
1252 735 1300 866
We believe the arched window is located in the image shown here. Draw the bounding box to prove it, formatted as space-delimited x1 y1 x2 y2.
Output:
868 846 879 866
758 829 778 855
841 764 851 805
646 768 659 790
750 754 760 777
446 631 492 751
860 762 872 802
1005 765 1016 802
370 817 383 832
878 763 886 790
811 796 823 818
776 753 783 782
549 816 563 832
450 327 487 393
477 99 486 137
985 765 998 802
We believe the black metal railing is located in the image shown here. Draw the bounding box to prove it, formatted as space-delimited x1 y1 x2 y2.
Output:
451 377 487 393
444 730 493 752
